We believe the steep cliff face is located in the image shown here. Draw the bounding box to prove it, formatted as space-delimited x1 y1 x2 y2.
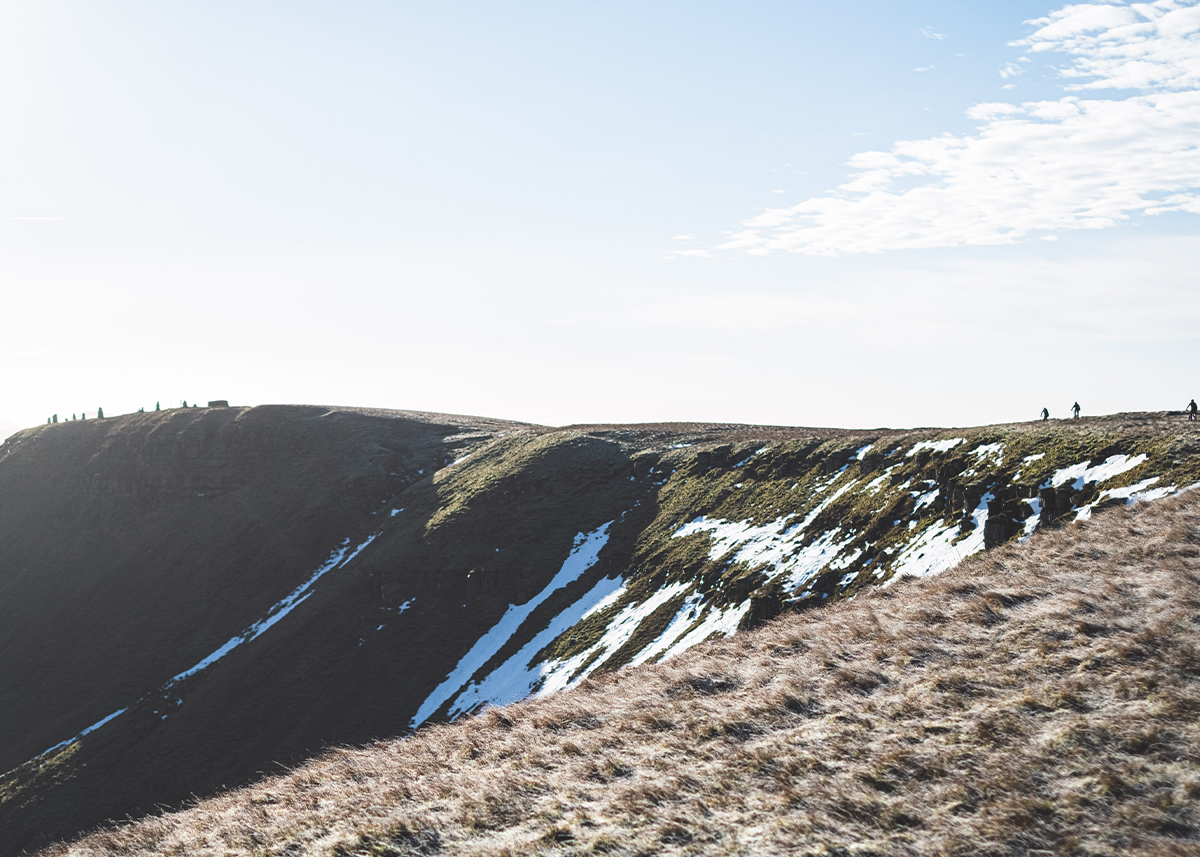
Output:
1 407 1198 854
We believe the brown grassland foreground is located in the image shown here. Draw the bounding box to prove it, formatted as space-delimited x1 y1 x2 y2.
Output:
46 493 1200 857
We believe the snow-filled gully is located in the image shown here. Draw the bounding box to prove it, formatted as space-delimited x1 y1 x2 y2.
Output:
9 530 384 774
410 522 615 727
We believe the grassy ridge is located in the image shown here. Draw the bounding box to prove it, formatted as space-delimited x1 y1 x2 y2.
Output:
4 409 1199 854
47 489 1200 856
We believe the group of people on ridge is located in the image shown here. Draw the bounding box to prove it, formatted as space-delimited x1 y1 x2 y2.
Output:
1038 400 1200 421
1040 403 1082 421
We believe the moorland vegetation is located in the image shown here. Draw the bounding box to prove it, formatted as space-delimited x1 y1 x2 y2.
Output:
44 489 1200 856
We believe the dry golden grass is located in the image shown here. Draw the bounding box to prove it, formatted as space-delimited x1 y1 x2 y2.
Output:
45 493 1200 856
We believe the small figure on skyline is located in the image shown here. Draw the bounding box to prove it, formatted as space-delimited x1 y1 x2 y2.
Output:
1041 407 1049 421
97 407 104 419
1071 402 1081 419
1187 399 1197 421
155 401 160 411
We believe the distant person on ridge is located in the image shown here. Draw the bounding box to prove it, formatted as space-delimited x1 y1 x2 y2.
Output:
1041 407 1049 421
1071 402 1081 419
1188 399 1198 421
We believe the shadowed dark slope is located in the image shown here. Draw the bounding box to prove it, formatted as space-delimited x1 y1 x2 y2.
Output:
0 406 543 854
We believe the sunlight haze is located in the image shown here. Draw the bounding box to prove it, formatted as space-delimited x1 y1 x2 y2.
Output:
2 0 1197 431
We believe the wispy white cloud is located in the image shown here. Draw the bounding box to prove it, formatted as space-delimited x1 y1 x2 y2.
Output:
722 0 1200 256
919 26 947 40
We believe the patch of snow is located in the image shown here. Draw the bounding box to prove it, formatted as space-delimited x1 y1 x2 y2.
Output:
906 438 964 457
389 507 404 517
838 571 859 588
1099 476 1163 504
1047 454 1148 491
782 529 858 591
1020 497 1042 542
444 574 633 717
657 599 750 658
913 487 940 511
533 581 695 698
1022 453 1046 464
735 447 771 467
829 545 866 571
410 521 614 728
169 533 379 685
674 484 861 595
1128 486 1175 503
674 510 859 595
1072 477 1177 521
854 443 875 460
864 467 895 493
887 491 991 583
969 443 1004 466
627 590 707 668
28 707 128 763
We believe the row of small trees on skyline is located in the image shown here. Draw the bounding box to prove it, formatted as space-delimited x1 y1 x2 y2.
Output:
45 401 204 425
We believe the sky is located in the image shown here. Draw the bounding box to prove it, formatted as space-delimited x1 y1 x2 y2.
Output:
1 0 1198 434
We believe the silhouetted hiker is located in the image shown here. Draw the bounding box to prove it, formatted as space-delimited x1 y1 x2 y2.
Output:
97 407 104 419
1041 407 1049 421
1188 399 1198 421
155 401 160 411
1071 402 1081 419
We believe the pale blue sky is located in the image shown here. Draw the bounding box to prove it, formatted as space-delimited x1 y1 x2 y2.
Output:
2 1 1198 432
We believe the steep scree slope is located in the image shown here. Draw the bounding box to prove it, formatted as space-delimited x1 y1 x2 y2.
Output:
1 408 1198 853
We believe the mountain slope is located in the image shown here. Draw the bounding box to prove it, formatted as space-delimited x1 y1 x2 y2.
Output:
2 407 1199 853
42 481 1200 856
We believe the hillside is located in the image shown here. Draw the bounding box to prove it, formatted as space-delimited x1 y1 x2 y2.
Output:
2 406 1199 853
39 472 1200 855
